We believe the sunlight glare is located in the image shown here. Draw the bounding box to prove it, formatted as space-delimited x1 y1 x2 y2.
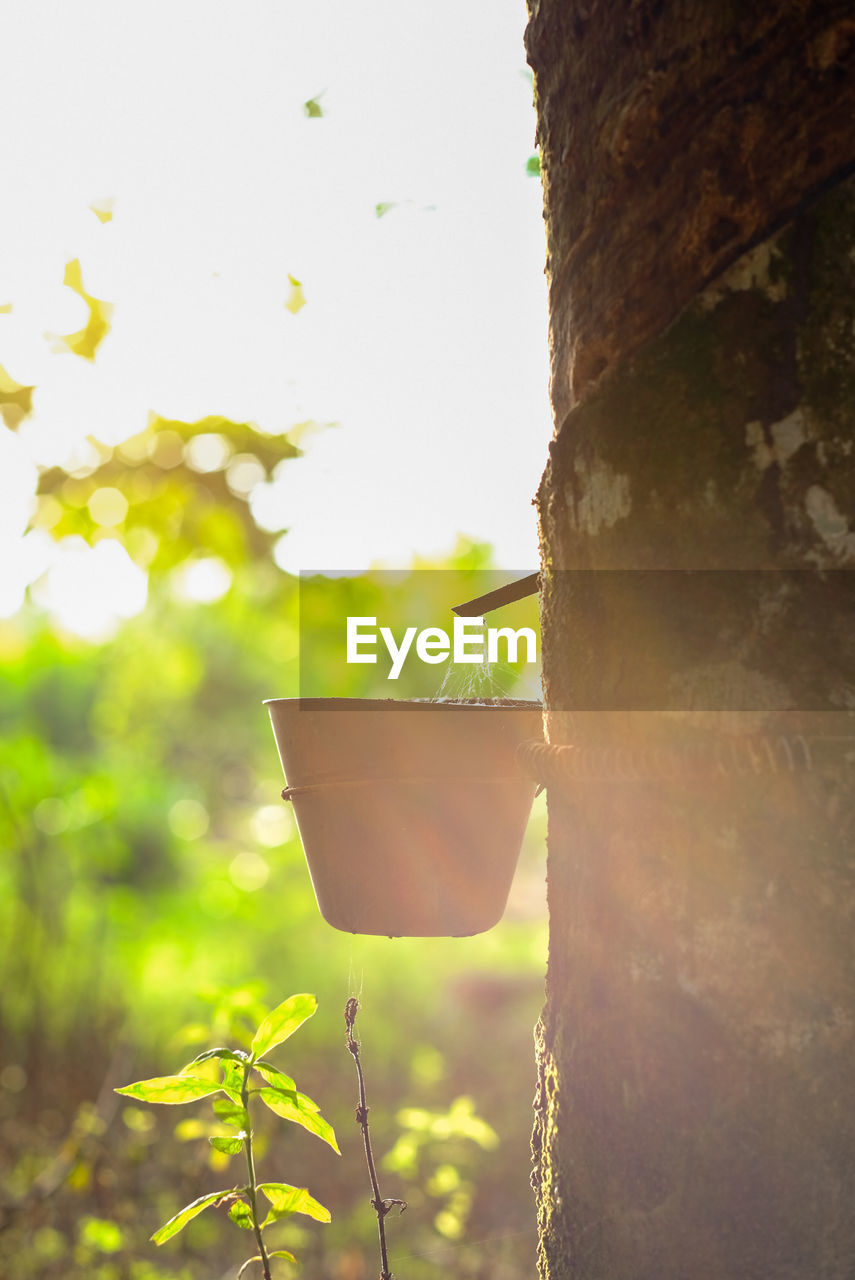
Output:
0 427 37 536
29 536 148 639
171 556 233 604
0 530 54 619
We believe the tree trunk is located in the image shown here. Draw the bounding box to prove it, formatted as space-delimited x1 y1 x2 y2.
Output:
527 3 855 1277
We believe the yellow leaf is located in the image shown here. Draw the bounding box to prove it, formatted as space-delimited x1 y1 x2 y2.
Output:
48 258 113 360
0 361 35 428
89 197 114 224
285 274 306 315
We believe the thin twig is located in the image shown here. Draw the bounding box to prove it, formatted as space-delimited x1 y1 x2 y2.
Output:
345 999 406 1280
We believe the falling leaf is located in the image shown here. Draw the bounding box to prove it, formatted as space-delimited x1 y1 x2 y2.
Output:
303 93 324 118
0 302 12 313
48 259 113 360
89 197 115 224
285 274 306 315
375 202 398 219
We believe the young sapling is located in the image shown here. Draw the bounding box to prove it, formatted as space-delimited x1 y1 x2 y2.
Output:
116 992 338 1280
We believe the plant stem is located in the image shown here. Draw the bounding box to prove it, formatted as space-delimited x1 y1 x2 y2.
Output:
241 1062 272 1280
345 998 405 1280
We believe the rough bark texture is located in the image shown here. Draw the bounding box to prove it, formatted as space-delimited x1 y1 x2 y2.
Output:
525 0 855 421
532 174 855 1280
529 4 855 1270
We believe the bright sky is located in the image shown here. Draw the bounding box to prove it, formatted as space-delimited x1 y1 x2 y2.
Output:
0 0 551 634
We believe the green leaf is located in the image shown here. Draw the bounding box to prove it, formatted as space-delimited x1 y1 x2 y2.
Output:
229 1199 255 1230
256 1088 339 1154
250 994 316 1060
252 1062 297 1097
212 1098 249 1129
221 1058 246 1096
258 1182 331 1225
183 1048 249 1069
210 1133 246 1154
116 1075 238 1106
151 1189 237 1244
375 201 397 219
303 94 324 118
525 153 541 177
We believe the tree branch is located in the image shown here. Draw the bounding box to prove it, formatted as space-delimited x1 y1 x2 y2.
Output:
345 999 405 1280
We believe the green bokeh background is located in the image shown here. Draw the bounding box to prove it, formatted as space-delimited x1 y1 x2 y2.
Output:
0 408 546 1279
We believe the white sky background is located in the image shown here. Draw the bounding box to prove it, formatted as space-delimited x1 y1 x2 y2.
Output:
0 0 552 632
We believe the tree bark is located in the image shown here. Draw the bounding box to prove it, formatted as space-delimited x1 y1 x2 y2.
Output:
528 3 855 1277
525 0 855 419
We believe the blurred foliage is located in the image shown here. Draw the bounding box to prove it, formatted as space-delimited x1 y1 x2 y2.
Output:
33 412 310 574
0 362 35 430
48 259 113 361
0 381 546 1278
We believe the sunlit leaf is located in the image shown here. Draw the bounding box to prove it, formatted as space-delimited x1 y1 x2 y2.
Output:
221 1058 246 1096
151 1189 237 1244
210 1133 246 1154
284 275 306 315
213 1098 250 1129
256 1088 339 1153
48 258 113 360
526 153 541 177
229 1198 254 1230
292 1089 321 1114
115 1075 239 1105
252 1062 297 1096
183 1047 249 1069
258 1182 331 1224
250 994 316 1059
